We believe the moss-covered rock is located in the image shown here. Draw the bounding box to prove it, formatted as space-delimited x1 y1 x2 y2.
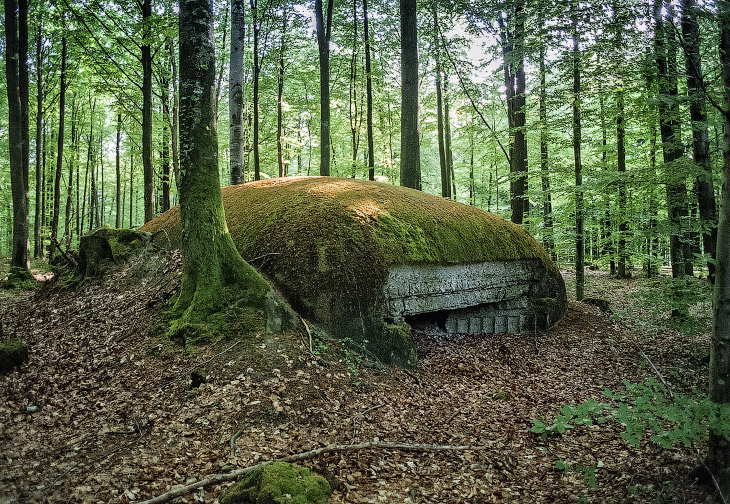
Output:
0 339 29 374
2 266 35 290
143 177 566 365
219 462 331 504
78 226 152 277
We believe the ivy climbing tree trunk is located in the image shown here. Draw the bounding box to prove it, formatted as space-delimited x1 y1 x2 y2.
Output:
399 0 421 190
174 0 270 334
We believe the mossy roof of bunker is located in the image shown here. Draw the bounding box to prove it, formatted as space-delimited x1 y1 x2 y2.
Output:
142 177 560 318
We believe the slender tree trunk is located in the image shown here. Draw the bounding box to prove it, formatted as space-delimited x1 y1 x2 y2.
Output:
81 132 89 234
444 79 455 199
129 153 134 228
539 42 555 261
19 0 29 251
49 32 67 261
169 37 181 192
278 9 287 178
161 83 171 212
363 0 374 181
142 0 154 223
251 0 261 181
41 123 47 257
708 6 730 493
64 96 76 241
315 0 334 176
399 0 421 190
682 0 718 282
349 0 361 178
434 3 448 198
617 71 628 278
229 0 245 185
571 1 584 301
33 15 43 258
116 113 122 227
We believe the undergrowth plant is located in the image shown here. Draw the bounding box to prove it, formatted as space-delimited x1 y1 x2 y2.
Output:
532 378 730 450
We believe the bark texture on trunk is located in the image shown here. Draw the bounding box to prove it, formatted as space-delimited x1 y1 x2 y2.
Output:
364 0 374 181
49 33 67 261
708 6 730 494
174 0 269 332
571 2 584 301
315 0 334 176
399 0 421 190
5 0 30 270
682 0 717 283
229 0 245 185
142 0 154 223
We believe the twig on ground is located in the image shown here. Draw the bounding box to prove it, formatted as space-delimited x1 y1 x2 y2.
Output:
403 368 421 386
300 318 315 358
230 429 243 460
351 403 386 440
692 444 729 504
139 441 487 504
166 341 241 388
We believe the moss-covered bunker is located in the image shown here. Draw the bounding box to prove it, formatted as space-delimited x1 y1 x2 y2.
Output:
142 177 566 366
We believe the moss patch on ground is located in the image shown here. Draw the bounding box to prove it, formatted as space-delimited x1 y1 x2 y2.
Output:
0 339 29 374
219 462 331 504
79 226 152 277
142 177 563 364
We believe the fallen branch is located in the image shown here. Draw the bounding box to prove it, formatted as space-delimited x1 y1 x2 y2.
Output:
139 441 486 504
230 429 243 460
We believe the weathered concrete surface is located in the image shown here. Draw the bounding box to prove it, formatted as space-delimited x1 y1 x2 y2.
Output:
384 260 563 335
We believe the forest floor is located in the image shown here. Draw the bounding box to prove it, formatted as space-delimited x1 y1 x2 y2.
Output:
0 253 718 504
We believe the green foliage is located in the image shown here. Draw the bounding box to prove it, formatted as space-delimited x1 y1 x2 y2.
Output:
554 459 598 489
532 378 730 450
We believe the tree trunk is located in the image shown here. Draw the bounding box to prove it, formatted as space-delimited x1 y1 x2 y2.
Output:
174 0 269 332
161 84 171 212
682 0 717 283
229 0 245 185
129 152 134 228
433 3 448 198
315 0 334 176
64 96 76 241
4 0 30 270
616 72 628 278
571 1 584 301
538 42 555 261
444 79 455 199
116 113 122 227
169 37 181 192
277 9 287 178
364 0 374 181
399 0 421 190
707 6 730 494
654 0 687 281
251 0 261 181
142 0 154 223
49 32 67 261
33 14 42 259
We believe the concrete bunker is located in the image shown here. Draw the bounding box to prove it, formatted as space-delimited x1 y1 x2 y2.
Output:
142 177 566 366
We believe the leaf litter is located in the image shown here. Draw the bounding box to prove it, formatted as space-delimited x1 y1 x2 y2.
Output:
0 257 714 503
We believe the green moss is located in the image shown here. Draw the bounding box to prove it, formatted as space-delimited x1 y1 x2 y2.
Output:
79 226 152 276
2 267 35 290
219 462 331 504
142 177 564 365
0 339 29 374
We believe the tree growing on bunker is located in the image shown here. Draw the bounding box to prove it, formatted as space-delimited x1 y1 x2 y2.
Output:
173 0 270 336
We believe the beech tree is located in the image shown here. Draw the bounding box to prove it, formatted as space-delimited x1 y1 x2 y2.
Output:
173 0 269 332
400 0 421 190
4 0 30 273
